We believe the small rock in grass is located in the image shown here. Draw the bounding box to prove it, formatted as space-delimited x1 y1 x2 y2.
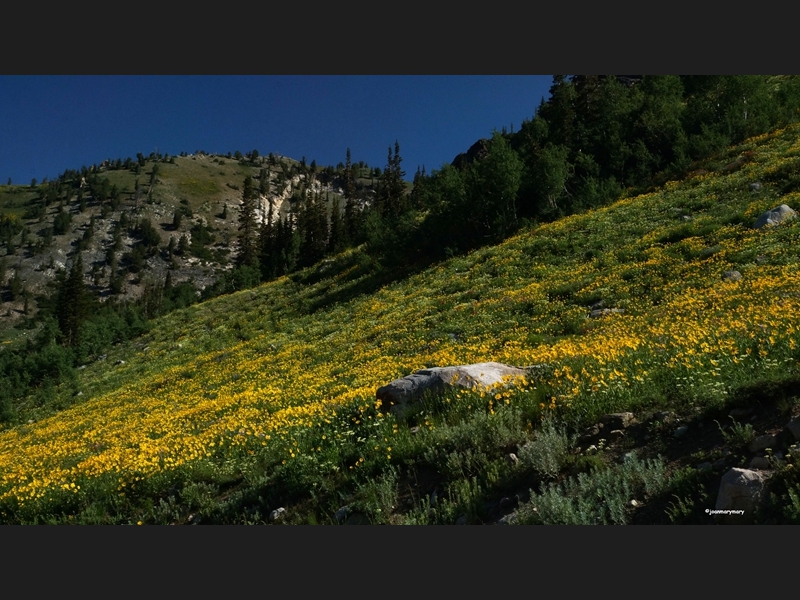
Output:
600 412 635 429
675 425 689 437
748 434 778 454
653 411 674 423
589 308 625 319
748 456 771 470
786 417 800 441
729 408 753 419
269 507 286 523
496 513 518 525
713 457 729 471
723 270 742 282
334 506 350 524
345 512 371 525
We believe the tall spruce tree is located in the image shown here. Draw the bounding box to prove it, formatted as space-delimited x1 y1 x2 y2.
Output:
236 176 259 268
328 195 345 254
343 148 360 245
259 199 276 281
376 141 406 218
57 253 89 347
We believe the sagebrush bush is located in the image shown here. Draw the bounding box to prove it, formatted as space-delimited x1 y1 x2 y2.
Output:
517 418 571 479
517 452 669 525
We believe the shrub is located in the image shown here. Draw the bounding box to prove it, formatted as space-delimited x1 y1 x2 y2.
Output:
518 418 572 479
715 416 755 449
517 452 669 525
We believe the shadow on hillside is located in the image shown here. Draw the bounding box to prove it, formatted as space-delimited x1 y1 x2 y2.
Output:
291 250 438 315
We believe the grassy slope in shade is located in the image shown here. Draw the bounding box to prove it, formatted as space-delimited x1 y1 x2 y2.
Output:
2 125 800 523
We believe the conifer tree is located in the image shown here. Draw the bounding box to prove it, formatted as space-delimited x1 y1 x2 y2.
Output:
298 190 327 267
377 141 406 219
259 168 270 196
328 195 345 254
236 176 259 268
259 199 276 281
57 253 89 347
343 148 360 245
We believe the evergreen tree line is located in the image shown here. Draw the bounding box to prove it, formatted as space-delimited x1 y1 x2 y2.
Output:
223 146 379 291
367 75 800 266
0 253 202 425
228 76 800 281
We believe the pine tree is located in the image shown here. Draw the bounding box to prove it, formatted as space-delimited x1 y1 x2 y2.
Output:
298 190 327 267
178 234 190 256
236 176 259 268
539 75 578 150
259 168 270 196
390 140 406 214
343 148 360 245
9 268 22 300
377 141 406 219
57 254 89 347
328 195 345 254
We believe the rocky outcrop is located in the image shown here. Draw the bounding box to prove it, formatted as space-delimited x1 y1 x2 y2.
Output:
376 362 531 415
451 139 491 170
753 204 797 229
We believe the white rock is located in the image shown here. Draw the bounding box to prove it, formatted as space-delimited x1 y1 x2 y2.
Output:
376 362 529 415
753 204 797 229
269 507 286 522
715 468 770 523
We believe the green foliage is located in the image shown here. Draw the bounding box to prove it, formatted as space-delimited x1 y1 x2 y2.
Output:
517 418 571 478
133 218 161 252
464 131 523 241
56 254 90 348
189 222 215 260
236 176 259 268
518 452 670 524
715 416 755 449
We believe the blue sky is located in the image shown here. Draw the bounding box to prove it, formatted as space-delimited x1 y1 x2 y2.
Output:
0 75 553 185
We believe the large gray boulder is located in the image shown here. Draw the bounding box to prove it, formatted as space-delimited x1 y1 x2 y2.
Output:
376 362 530 415
753 204 797 229
714 468 770 523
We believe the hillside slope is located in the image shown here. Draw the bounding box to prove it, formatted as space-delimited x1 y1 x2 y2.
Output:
1 125 800 524
0 151 368 330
